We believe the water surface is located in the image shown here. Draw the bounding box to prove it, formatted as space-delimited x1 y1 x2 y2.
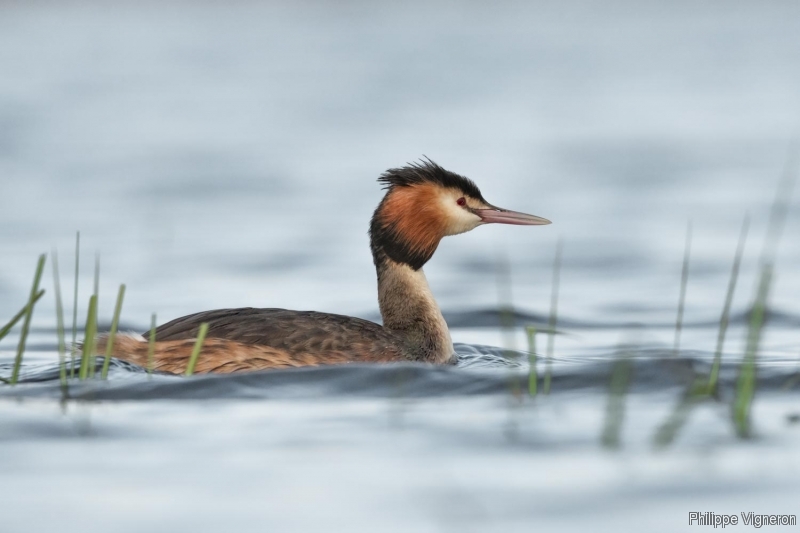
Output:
1 1 799 531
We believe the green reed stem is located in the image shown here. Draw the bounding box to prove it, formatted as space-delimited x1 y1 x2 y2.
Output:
543 239 563 395
79 295 98 380
733 263 773 438
10 254 47 385
147 313 157 376
653 376 710 449
0 290 45 344
732 140 798 437
495 251 522 397
185 322 209 377
70 231 80 378
673 222 692 357
496 251 516 350
52 250 68 392
0 291 45 385
601 347 633 449
708 216 749 392
89 255 100 379
526 326 537 396
101 284 126 379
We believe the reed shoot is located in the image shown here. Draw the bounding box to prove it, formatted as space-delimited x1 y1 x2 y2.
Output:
653 376 709 448
543 239 563 395
733 263 773 438
673 222 692 357
185 322 209 376
495 251 522 397
495 251 516 351
732 142 797 437
0 290 45 343
0 289 44 384
526 326 537 396
89 255 100 378
70 231 80 378
601 347 633 449
101 284 126 379
51 249 68 392
708 216 749 392
79 295 98 380
10 254 47 385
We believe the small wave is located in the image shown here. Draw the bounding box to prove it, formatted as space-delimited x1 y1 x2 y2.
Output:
0 343 796 402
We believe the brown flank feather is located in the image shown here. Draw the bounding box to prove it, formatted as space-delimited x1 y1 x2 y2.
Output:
97 334 406 374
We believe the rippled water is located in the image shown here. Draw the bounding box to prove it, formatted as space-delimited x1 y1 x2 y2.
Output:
1 1 800 531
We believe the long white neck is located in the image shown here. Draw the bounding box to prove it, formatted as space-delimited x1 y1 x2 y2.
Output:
376 258 454 364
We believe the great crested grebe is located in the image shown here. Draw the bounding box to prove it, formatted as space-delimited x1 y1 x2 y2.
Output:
103 160 550 373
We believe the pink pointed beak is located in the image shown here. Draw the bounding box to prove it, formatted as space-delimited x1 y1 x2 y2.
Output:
475 206 551 226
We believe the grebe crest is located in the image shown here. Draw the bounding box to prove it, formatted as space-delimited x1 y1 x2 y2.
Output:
370 158 550 271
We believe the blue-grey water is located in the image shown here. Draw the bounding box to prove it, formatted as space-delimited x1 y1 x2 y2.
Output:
1 2 800 532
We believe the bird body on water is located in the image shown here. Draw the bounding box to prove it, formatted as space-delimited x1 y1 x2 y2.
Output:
103 160 550 373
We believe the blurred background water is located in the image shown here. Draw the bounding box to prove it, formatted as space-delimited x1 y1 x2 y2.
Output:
1 1 799 532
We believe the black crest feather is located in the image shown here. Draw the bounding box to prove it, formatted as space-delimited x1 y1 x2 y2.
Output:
377 158 486 202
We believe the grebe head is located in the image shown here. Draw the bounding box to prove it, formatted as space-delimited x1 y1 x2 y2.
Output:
370 158 551 270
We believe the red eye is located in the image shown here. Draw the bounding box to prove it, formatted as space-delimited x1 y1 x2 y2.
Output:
456 197 466 206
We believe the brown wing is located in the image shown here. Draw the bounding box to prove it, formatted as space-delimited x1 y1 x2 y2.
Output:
101 335 393 374
146 307 410 362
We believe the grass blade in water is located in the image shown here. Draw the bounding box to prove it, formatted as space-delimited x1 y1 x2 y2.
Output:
52 249 68 391
101 284 126 379
79 295 98 380
0 290 45 343
10 254 47 385
673 222 692 357
653 377 710 448
0 290 46 384
601 347 633 449
185 322 209 376
543 239 562 395
526 326 537 396
732 142 797 436
70 231 80 378
495 251 522 397
733 264 773 438
147 313 157 376
89 255 100 379
708 216 749 392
